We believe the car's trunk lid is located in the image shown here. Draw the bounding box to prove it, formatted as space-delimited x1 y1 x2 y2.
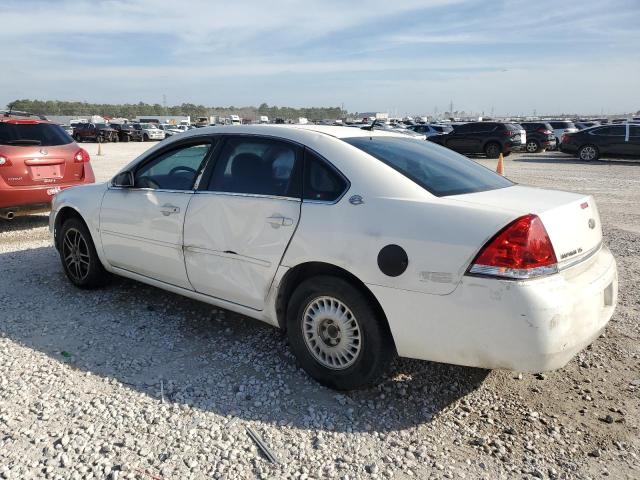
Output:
449 185 602 269
0 143 84 186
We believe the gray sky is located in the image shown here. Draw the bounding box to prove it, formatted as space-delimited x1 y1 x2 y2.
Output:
1 0 639 115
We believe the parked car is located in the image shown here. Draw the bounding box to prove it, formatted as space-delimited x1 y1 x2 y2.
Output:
362 121 426 140
428 122 526 158
132 123 165 141
407 124 454 138
110 123 140 142
560 123 640 161
1 114 94 219
158 124 183 137
50 125 617 389
519 122 557 153
73 123 119 143
61 124 74 136
547 121 578 149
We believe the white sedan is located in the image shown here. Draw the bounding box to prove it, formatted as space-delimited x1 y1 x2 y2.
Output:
50 125 618 390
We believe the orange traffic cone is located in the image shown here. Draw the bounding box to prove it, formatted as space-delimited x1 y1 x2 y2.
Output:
496 153 504 175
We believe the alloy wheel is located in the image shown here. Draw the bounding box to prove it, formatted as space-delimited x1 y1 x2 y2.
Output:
580 146 597 161
62 228 90 282
302 296 362 370
526 141 538 153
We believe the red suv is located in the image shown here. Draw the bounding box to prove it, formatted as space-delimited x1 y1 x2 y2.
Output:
0 113 95 220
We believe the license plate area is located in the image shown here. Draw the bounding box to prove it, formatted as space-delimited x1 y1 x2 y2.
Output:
30 164 63 180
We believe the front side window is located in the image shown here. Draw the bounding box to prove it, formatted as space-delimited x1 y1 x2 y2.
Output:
206 137 301 197
344 136 512 197
134 142 212 190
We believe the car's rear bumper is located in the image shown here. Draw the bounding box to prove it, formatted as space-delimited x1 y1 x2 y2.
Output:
369 245 617 372
0 167 95 210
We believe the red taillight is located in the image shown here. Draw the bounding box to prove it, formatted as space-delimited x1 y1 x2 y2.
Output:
0 155 11 167
74 148 90 163
468 214 558 279
503 130 515 136
537 127 552 135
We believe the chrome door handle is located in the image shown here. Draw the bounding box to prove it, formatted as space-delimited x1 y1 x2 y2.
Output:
266 214 294 228
160 204 180 216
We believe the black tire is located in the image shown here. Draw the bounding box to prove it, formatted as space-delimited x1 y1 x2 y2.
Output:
112 134 119 143
286 276 394 390
503 151 511 157
484 142 501 159
143 134 149 142
578 144 599 161
122 134 130 142
525 140 541 153
74 134 82 142
58 218 109 289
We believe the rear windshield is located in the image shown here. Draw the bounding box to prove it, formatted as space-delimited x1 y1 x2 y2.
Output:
0 123 72 146
550 121 576 129
343 136 513 197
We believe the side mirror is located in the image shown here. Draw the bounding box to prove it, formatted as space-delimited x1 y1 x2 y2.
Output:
112 171 134 188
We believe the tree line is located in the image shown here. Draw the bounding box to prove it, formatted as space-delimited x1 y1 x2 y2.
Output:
6 99 345 121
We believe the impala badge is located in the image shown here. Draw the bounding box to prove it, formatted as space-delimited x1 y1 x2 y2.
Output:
588 218 596 229
39 148 48 155
349 195 364 205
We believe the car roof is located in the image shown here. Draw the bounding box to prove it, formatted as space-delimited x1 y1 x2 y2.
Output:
0 116 52 125
176 124 409 141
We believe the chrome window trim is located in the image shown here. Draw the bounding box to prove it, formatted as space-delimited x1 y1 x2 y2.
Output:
107 186 195 194
194 190 301 203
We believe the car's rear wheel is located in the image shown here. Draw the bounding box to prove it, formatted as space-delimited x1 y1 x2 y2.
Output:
143 134 149 142
484 142 501 158
286 276 394 390
578 144 599 161
74 134 82 142
526 140 541 153
59 218 109 289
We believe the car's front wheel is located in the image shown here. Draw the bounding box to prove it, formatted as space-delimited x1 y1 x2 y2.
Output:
59 218 109 289
286 276 394 390
578 144 599 161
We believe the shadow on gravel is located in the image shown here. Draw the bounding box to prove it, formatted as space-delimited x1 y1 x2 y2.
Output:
0 246 489 433
0 214 49 233
511 154 640 166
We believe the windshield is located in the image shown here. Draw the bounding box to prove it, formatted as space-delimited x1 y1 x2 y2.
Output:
0 123 73 146
140 123 156 129
343 136 513 197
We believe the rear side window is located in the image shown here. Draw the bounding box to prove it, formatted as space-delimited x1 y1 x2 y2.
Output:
207 137 302 197
592 126 625 136
303 150 348 202
344 137 512 197
0 123 72 146
630 126 640 137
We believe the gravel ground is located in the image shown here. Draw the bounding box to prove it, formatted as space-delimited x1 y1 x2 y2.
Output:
0 142 638 479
